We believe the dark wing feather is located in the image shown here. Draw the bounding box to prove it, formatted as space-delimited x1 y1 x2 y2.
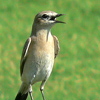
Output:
53 35 60 58
20 37 31 76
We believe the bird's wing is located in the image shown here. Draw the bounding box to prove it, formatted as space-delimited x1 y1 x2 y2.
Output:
20 37 31 76
53 35 60 58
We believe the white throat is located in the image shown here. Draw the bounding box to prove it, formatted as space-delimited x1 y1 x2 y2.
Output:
31 23 52 41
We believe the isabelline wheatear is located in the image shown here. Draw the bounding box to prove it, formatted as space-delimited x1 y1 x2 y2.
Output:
15 11 65 100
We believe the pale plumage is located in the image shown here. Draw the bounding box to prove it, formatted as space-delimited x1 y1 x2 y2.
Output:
15 11 65 100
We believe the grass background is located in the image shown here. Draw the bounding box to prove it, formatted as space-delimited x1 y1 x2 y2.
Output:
0 0 100 100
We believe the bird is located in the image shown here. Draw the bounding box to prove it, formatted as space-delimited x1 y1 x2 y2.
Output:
15 11 65 100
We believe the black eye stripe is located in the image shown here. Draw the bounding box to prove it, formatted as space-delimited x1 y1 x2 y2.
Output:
41 14 56 21
50 16 56 20
42 14 49 18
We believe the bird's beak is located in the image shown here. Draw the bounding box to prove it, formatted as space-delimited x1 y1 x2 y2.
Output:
55 14 66 24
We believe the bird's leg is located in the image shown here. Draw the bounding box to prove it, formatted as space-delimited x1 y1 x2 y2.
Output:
40 89 45 100
29 75 36 100
29 84 34 100
40 80 46 100
29 91 33 100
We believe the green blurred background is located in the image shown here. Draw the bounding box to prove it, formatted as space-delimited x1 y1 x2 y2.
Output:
0 0 100 100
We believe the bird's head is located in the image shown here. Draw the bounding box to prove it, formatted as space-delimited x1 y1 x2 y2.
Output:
34 11 65 28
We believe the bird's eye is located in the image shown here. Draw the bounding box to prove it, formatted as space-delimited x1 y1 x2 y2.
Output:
42 14 49 19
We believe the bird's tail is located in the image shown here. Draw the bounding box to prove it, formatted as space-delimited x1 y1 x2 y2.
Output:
15 83 30 100
15 92 28 100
